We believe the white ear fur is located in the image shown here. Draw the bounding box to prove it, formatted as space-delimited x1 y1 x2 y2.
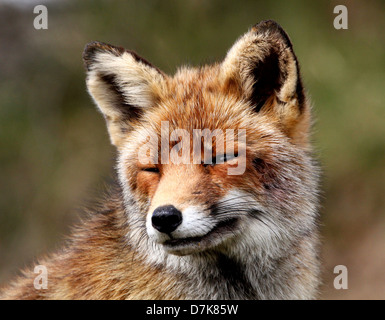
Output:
221 20 304 112
83 42 166 146
220 20 310 146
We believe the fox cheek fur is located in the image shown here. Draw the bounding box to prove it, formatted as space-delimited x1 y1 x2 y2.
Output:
1 20 320 300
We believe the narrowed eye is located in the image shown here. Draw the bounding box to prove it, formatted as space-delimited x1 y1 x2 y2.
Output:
215 153 238 164
203 152 239 166
141 167 160 173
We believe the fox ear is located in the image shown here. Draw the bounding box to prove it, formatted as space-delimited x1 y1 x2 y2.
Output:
83 42 166 146
222 20 310 144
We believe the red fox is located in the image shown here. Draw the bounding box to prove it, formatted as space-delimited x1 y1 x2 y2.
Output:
1 20 320 299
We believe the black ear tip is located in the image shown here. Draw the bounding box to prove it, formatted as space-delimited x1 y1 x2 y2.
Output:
252 20 281 31
83 41 106 71
82 41 125 70
251 20 292 47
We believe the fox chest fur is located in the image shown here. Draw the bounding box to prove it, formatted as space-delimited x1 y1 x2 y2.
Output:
1 20 321 300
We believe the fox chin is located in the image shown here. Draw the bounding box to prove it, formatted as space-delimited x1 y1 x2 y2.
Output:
1 20 321 300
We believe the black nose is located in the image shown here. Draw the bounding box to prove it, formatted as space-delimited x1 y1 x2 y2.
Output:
152 205 182 234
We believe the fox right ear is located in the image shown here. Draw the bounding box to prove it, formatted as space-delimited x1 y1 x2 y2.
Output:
221 20 310 145
83 42 166 147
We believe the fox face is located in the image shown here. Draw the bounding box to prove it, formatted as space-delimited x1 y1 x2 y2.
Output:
83 21 319 265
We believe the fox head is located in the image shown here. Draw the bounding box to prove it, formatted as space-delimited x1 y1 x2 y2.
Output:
83 21 319 260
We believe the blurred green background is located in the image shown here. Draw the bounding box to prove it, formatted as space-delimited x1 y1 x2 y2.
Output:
0 0 384 299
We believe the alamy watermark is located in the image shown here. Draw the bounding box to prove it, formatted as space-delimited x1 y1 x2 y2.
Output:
137 121 247 175
333 5 348 30
33 265 48 289
32 4 348 31
33 5 48 30
333 265 348 290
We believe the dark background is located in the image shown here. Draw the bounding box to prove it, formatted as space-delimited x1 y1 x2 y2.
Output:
0 0 384 299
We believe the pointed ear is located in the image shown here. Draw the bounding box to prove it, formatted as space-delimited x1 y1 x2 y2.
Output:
83 41 166 147
221 20 310 145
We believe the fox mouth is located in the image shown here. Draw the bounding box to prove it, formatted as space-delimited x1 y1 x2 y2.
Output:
162 218 239 255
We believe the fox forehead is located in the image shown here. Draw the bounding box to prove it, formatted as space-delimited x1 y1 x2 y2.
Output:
141 67 251 131
120 68 282 166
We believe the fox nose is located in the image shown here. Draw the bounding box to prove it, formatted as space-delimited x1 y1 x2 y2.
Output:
152 205 182 234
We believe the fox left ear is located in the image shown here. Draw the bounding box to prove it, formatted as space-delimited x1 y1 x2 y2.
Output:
221 20 310 145
83 41 166 147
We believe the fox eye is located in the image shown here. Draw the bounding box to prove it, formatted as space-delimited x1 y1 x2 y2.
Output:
203 153 238 166
141 167 160 173
215 153 238 164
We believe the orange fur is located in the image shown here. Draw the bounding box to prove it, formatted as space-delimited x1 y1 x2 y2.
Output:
1 20 320 300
